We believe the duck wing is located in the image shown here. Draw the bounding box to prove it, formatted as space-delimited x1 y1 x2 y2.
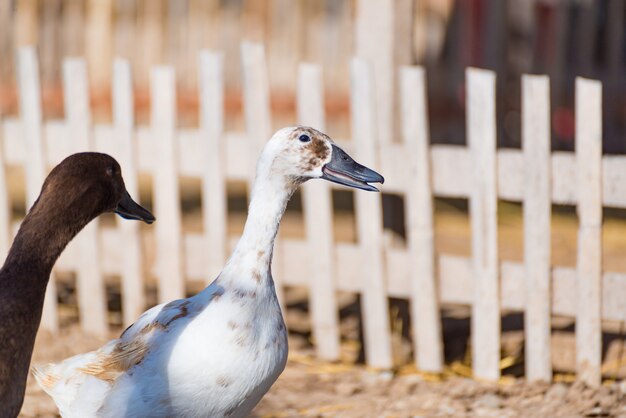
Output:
32 297 197 417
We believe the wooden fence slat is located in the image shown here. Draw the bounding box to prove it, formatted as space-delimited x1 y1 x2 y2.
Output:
350 57 393 369
298 62 340 361
151 66 185 303
240 41 286 309
241 41 271 155
400 66 443 373
63 57 108 337
113 58 145 326
17 47 58 333
575 77 603 387
522 74 552 382
199 51 227 283
467 67 500 381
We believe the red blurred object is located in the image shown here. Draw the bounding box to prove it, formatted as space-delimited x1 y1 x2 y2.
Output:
553 107 575 142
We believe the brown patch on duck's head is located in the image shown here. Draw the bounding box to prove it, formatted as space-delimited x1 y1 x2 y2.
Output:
287 126 332 173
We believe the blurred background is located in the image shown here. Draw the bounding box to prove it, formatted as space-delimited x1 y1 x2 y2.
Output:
1 0 625 149
1 1 626 416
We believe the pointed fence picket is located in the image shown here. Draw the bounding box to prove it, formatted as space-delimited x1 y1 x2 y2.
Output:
113 58 146 327
350 58 393 369
298 62 341 361
240 42 286 311
575 77 603 387
2 43 624 386
199 51 228 284
63 58 108 338
17 47 58 333
467 68 500 381
152 66 185 304
522 75 552 382
401 66 443 373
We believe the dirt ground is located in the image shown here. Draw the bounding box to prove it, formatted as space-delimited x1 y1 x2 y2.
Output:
20 327 626 418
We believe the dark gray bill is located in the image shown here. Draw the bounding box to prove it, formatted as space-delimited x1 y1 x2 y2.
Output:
114 191 155 224
320 144 384 192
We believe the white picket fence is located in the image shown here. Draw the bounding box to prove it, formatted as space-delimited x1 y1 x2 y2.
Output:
2 43 625 387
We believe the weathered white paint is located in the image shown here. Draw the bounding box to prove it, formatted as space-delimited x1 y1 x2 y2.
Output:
467 68 500 381
400 66 442 373
151 66 185 303
298 63 340 361
350 58 393 369
113 58 146 327
522 75 552 382
199 51 227 283
63 58 108 337
575 77 603 387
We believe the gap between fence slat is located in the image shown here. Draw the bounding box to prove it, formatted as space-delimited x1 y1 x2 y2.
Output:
522 74 552 382
575 77 603 387
400 66 443 373
113 58 145 327
350 57 393 369
467 67 500 381
199 51 227 283
151 66 185 303
298 62 340 361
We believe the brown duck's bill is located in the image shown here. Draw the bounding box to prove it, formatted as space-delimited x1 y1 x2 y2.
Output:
320 144 384 192
114 191 156 224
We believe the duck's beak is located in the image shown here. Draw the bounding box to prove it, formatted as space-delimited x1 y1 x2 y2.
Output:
320 144 384 192
114 191 155 224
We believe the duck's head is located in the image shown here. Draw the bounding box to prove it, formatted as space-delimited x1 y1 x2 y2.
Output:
38 152 155 224
260 126 384 192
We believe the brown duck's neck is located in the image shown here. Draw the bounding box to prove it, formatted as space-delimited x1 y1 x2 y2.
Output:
0 201 96 416
2 201 93 278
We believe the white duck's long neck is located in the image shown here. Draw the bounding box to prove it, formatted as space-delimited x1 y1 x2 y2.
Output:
220 160 299 287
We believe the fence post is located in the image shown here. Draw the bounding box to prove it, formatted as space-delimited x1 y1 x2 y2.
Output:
113 58 145 326
298 62 340 361
63 57 108 337
575 77 603 387
18 47 58 332
467 67 500 381
199 51 227 283
400 65 443 373
151 66 185 303
350 57 393 369
522 74 552 382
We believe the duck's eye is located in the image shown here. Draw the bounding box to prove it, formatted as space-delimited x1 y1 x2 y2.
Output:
298 134 311 143
106 166 115 177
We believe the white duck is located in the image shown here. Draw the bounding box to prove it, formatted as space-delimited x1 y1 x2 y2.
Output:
34 126 384 418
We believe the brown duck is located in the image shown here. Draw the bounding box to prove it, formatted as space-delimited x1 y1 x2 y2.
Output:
0 152 154 417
